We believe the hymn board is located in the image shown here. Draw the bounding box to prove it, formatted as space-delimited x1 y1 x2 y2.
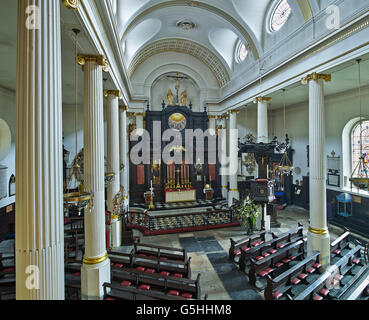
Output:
129 101 221 205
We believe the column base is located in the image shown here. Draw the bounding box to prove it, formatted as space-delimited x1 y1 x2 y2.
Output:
111 219 122 248
307 231 331 271
228 190 239 207
81 258 111 300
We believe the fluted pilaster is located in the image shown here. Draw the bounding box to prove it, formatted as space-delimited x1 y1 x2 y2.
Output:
120 106 129 208
15 0 64 300
218 118 228 200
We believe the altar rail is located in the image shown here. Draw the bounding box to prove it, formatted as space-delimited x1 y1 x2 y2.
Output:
127 208 240 236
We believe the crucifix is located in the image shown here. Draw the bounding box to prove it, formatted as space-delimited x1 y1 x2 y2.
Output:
167 73 188 105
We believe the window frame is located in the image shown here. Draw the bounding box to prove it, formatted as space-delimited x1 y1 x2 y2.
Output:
268 0 292 33
235 41 248 64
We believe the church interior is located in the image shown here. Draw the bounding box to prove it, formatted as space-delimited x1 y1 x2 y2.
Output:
1 0 369 302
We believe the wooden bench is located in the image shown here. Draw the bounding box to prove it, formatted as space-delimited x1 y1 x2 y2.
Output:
103 282 207 301
248 240 305 288
239 224 304 273
133 242 188 263
265 251 322 300
111 267 202 300
109 250 192 279
330 230 350 259
0 277 15 300
228 231 266 262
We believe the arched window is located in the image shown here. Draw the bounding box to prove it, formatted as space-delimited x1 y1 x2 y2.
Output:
235 42 248 64
351 120 369 177
270 0 292 32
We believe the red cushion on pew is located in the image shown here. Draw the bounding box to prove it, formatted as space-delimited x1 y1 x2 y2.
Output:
104 297 117 300
168 290 180 296
273 291 283 300
160 271 170 276
289 255 297 261
2 267 15 273
292 278 301 285
258 270 269 277
110 262 115 266
313 294 323 301
319 288 330 297
313 263 322 269
278 244 285 249
333 249 341 255
139 284 151 291
235 250 241 256
269 249 277 254
136 267 146 272
149 256 157 259
352 258 361 265
120 281 132 287
255 256 264 261
160 257 168 260
174 273 183 278
275 262 284 268
307 267 316 274
334 274 344 281
262 253 270 258
282 258 291 264
146 269 155 274
298 273 308 280
181 293 193 299
115 264 123 268
243 247 250 252
72 272 81 277
139 254 147 257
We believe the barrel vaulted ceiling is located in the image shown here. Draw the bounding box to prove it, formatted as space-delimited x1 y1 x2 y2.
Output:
115 0 317 88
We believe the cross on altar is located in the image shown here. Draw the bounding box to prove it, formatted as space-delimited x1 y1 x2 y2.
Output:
167 73 189 104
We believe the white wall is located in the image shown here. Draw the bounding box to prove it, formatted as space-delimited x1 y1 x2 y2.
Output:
267 85 369 186
0 88 15 208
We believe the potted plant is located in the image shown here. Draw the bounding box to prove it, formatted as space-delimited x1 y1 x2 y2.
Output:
235 197 261 235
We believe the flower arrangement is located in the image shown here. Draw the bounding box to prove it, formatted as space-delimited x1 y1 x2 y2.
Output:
235 197 261 234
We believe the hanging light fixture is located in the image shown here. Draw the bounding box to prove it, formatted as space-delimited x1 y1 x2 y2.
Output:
64 29 93 214
350 59 369 191
277 89 294 175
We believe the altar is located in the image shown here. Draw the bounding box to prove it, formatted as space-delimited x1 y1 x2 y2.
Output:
165 188 196 203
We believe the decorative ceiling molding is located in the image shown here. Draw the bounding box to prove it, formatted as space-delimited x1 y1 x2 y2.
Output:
296 0 313 22
121 0 260 60
129 38 231 88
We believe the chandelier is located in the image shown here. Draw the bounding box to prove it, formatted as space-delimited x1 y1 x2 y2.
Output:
350 59 369 191
277 89 294 175
64 29 93 214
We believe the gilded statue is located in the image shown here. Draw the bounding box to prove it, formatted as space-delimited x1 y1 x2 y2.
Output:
167 89 174 106
180 91 187 106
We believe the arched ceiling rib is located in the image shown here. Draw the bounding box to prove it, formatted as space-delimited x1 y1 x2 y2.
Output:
120 0 261 60
129 38 231 88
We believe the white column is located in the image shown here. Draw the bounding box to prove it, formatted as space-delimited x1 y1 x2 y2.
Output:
255 97 271 144
105 91 121 248
303 73 331 270
15 0 64 300
81 56 110 300
119 106 130 210
303 73 331 269
136 113 144 136
208 116 216 136
228 111 240 206
219 117 228 200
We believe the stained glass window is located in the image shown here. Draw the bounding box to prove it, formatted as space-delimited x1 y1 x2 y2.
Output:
352 121 369 177
270 0 292 32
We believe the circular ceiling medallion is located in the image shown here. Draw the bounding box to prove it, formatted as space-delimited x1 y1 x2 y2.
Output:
176 20 196 31
168 113 187 131
0 119 11 161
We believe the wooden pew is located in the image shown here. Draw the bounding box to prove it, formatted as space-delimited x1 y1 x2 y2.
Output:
111 267 201 300
133 242 188 263
103 282 208 301
0 277 15 300
248 240 305 288
264 251 321 300
0 253 15 277
109 250 192 279
330 231 350 258
228 231 266 262
239 224 304 273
